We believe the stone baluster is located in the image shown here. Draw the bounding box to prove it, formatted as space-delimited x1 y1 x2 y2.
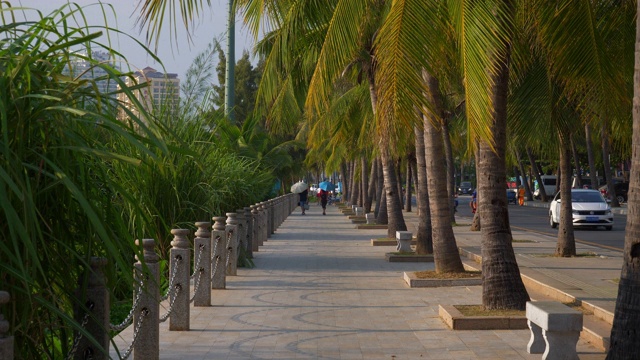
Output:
235 210 247 260
225 213 239 276
169 229 190 331
211 217 227 289
193 222 211 306
134 239 159 360
251 205 260 251
0 291 13 360
275 197 282 228
74 257 109 360
273 196 282 230
258 202 267 246
270 199 276 235
265 200 272 238
244 207 254 258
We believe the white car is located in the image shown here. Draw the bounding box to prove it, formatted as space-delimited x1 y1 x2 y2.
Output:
549 189 613 230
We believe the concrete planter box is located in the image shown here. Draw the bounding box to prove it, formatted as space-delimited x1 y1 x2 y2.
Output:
355 224 388 229
385 253 433 262
348 216 365 220
371 238 417 246
403 271 482 288
439 305 528 330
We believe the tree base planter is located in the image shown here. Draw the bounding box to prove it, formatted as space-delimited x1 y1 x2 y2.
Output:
371 238 417 246
348 215 365 220
356 224 387 229
385 252 433 262
439 305 528 330
403 270 482 288
351 219 366 224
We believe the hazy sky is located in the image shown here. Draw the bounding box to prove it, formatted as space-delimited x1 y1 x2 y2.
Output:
15 0 256 81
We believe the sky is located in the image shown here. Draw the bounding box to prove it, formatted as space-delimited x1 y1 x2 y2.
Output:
15 0 256 81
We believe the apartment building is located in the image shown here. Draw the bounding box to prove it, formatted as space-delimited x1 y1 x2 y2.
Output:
117 66 180 121
65 50 120 95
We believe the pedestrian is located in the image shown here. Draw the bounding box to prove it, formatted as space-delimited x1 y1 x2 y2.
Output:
319 189 329 215
299 188 309 215
470 189 477 214
518 185 525 206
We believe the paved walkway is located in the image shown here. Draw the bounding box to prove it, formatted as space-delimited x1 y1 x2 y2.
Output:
112 203 609 359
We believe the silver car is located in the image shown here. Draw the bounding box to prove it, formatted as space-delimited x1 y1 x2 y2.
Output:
549 189 613 231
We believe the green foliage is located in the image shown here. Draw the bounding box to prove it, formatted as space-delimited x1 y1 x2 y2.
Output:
212 48 263 126
0 3 277 358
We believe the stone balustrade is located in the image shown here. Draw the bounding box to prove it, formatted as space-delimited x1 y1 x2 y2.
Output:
2 193 296 359
0 291 13 360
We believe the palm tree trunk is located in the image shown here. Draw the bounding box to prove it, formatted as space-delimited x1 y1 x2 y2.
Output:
571 135 583 188
585 123 599 189
374 158 384 218
365 159 375 213
410 155 419 213
414 124 433 254
607 9 640 351
405 155 413 212
479 21 529 309
602 126 620 207
396 158 404 207
527 147 549 202
442 115 456 222
423 72 464 273
470 148 481 231
515 149 533 200
350 161 359 206
381 149 407 238
376 186 388 225
361 156 369 209
556 135 576 256
341 162 348 203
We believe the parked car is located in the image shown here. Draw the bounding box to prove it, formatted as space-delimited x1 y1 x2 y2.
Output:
534 175 557 199
458 181 474 195
549 189 613 231
598 182 629 204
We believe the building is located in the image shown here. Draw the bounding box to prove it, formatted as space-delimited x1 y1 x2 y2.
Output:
117 67 180 121
65 50 120 96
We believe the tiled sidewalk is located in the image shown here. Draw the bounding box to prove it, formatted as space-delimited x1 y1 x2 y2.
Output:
111 204 605 359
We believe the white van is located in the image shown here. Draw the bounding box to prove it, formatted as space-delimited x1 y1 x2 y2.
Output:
534 175 557 199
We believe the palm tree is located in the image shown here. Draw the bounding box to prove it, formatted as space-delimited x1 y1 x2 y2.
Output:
607 2 640 356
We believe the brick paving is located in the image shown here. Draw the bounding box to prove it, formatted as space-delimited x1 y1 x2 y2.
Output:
111 203 607 359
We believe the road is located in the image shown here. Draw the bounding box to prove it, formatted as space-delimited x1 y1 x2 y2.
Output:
454 194 625 252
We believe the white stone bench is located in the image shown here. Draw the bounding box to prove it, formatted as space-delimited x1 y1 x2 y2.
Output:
365 213 376 224
396 231 413 252
526 301 583 360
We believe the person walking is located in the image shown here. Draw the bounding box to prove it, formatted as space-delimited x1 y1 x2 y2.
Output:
470 189 477 214
319 189 329 215
518 185 526 206
299 188 309 215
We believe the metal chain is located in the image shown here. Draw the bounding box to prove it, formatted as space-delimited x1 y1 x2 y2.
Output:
190 268 204 303
225 230 233 269
161 256 182 302
159 284 182 323
110 277 145 332
120 308 149 360
65 302 94 360
211 235 221 282
190 244 205 279
211 256 221 282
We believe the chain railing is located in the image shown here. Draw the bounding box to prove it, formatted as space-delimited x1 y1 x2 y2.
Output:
159 284 182 323
160 256 182 302
39 194 297 359
190 243 205 303
120 308 149 360
65 301 94 360
110 277 145 332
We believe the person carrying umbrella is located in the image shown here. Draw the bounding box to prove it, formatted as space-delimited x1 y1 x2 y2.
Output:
317 180 334 215
299 188 309 215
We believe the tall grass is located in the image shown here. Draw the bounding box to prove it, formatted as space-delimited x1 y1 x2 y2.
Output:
0 3 276 358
